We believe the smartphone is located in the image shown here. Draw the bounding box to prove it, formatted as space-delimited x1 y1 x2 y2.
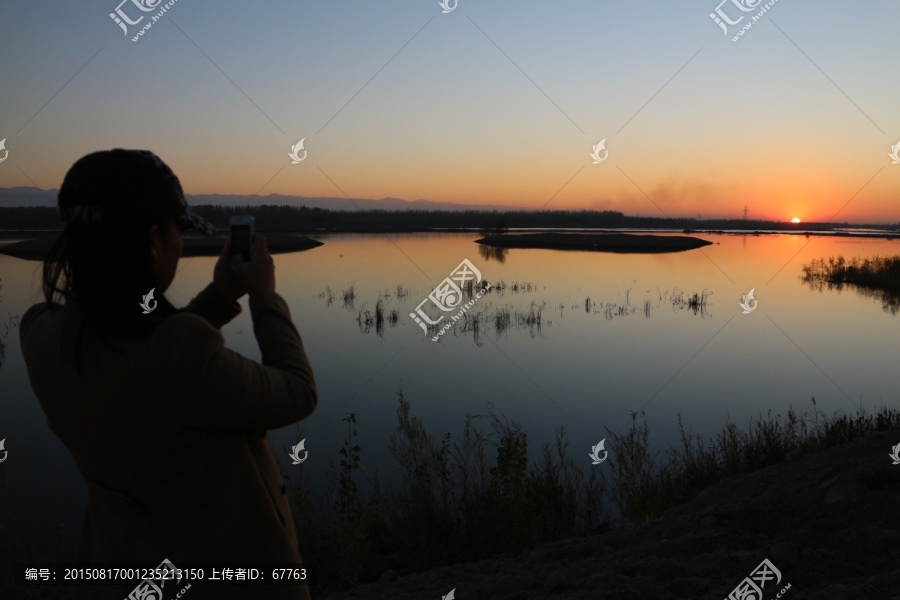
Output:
229 215 254 263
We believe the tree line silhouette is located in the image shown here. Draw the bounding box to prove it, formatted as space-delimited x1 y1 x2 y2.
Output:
1 205 877 233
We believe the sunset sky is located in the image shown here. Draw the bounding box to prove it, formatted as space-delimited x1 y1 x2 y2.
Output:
1 1 898 222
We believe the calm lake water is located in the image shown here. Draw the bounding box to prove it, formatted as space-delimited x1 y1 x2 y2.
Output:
1 231 899 543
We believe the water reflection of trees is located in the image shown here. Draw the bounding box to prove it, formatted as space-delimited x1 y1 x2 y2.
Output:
478 243 508 264
800 255 900 316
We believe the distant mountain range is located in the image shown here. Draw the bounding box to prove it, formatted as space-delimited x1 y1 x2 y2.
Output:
0 187 521 212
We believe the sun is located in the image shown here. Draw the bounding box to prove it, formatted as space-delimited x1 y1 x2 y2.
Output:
791 217 801 223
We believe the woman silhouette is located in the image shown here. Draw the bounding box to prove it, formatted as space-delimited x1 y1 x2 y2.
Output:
20 149 317 599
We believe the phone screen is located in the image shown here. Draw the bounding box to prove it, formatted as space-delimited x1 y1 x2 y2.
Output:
231 225 252 262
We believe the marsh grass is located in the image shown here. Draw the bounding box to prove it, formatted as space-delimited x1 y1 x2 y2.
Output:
290 394 900 594
13 393 898 596
604 301 633 319
604 398 900 521
342 283 356 309
326 280 549 340
670 288 712 317
317 285 335 306
493 306 512 333
476 302 546 337
357 297 399 335
801 254 900 314
342 280 547 340
0 279 16 368
419 285 712 341
519 301 546 332
479 280 538 296
576 288 707 321
291 393 604 591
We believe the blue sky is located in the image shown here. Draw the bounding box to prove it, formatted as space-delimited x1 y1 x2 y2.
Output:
1 0 898 221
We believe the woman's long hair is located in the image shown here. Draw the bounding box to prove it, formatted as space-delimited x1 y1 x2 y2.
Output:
42 150 183 375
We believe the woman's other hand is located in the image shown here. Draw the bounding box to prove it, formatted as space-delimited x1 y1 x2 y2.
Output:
213 236 275 301
232 235 276 296
213 240 245 302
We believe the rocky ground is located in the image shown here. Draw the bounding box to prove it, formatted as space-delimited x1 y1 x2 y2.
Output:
319 426 900 600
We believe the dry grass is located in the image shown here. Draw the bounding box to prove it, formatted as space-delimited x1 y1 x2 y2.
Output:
289 393 900 593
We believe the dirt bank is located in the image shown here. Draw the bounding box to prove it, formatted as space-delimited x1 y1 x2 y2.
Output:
319 426 900 600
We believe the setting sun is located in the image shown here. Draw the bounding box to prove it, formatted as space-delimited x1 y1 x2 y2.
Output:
791 218 801 223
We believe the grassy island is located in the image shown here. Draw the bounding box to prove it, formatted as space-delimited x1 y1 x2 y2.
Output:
476 232 713 253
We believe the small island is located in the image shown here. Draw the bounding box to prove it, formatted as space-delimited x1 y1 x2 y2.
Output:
476 232 713 253
0 232 323 261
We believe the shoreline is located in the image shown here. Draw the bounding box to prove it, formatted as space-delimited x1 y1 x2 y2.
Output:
0 232 323 260
2 227 898 240
2 227 897 260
